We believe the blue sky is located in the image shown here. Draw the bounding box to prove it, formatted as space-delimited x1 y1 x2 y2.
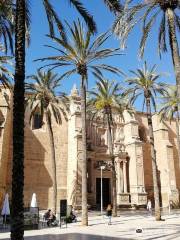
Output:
26 0 177 109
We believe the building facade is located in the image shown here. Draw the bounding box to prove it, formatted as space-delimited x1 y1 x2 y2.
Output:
0 86 179 210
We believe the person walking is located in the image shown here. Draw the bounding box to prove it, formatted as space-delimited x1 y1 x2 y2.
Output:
106 204 112 225
147 199 152 214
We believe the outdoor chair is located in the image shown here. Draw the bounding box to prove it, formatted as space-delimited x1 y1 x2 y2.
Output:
0 217 3 229
39 213 48 228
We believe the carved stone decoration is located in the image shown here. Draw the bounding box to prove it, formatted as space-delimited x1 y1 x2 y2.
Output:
115 127 125 142
114 126 126 155
137 157 142 166
136 145 142 156
76 106 81 112
131 124 138 137
96 128 106 147
118 193 130 204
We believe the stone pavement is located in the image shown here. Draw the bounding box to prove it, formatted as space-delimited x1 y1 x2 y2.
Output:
0 210 180 240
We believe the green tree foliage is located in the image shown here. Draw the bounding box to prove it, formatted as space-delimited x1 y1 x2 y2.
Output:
26 70 68 214
113 0 180 98
124 62 167 221
36 20 122 225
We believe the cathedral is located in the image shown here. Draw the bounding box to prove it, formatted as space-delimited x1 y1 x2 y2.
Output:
0 85 179 210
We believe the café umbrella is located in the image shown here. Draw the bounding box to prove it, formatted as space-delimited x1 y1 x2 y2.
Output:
30 192 38 214
1 193 10 224
30 193 38 214
30 193 37 208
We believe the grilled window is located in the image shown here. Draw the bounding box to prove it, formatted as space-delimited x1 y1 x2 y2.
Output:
33 113 42 129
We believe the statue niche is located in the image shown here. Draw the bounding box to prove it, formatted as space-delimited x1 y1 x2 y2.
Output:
96 127 106 147
114 127 125 154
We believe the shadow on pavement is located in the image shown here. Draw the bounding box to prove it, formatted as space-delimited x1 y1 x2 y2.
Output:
116 224 180 240
1 233 135 240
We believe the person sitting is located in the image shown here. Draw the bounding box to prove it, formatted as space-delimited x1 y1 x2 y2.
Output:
69 209 77 223
44 209 56 227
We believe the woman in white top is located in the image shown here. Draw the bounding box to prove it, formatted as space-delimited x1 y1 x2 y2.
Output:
147 200 152 212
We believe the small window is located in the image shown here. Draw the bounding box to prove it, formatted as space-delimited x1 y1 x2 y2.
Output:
33 113 42 129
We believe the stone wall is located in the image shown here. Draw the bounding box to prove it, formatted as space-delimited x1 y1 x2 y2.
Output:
1 90 68 210
0 89 12 207
136 113 180 207
0 88 180 210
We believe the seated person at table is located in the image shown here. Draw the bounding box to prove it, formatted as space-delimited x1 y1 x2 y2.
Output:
70 209 77 222
44 209 56 226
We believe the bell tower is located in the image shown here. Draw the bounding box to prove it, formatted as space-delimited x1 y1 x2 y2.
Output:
67 85 82 207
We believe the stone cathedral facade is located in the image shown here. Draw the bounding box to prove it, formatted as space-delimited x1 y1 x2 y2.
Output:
0 86 179 210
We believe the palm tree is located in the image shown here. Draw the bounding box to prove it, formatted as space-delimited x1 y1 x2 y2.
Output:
159 85 180 169
11 1 26 239
43 0 122 36
0 0 14 53
36 20 122 225
113 0 180 98
88 78 130 216
26 70 68 214
123 62 167 221
11 1 122 238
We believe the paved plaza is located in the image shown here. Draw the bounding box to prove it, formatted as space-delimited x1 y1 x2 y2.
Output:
0 210 180 240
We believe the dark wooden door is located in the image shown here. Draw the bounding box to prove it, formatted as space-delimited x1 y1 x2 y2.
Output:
96 178 110 208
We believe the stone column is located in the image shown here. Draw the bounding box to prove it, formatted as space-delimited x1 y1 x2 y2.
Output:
123 160 127 193
116 159 121 194
67 86 82 207
119 164 124 193
123 110 147 206
153 115 179 207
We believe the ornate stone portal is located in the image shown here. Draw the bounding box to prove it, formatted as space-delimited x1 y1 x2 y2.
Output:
114 127 130 205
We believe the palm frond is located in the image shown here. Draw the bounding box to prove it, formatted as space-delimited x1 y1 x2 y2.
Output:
139 10 160 58
175 13 180 32
113 0 179 60
125 62 167 112
69 0 97 33
26 70 69 125
94 64 124 76
158 12 167 57
103 0 122 15
43 0 66 40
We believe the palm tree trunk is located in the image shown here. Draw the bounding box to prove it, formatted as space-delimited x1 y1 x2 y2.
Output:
175 110 180 170
166 8 180 99
146 97 161 221
11 1 25 239
107 112 117 217
45 111 57 214
80 75 88 226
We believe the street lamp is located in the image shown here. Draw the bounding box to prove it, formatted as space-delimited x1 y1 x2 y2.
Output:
100 165 106 215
